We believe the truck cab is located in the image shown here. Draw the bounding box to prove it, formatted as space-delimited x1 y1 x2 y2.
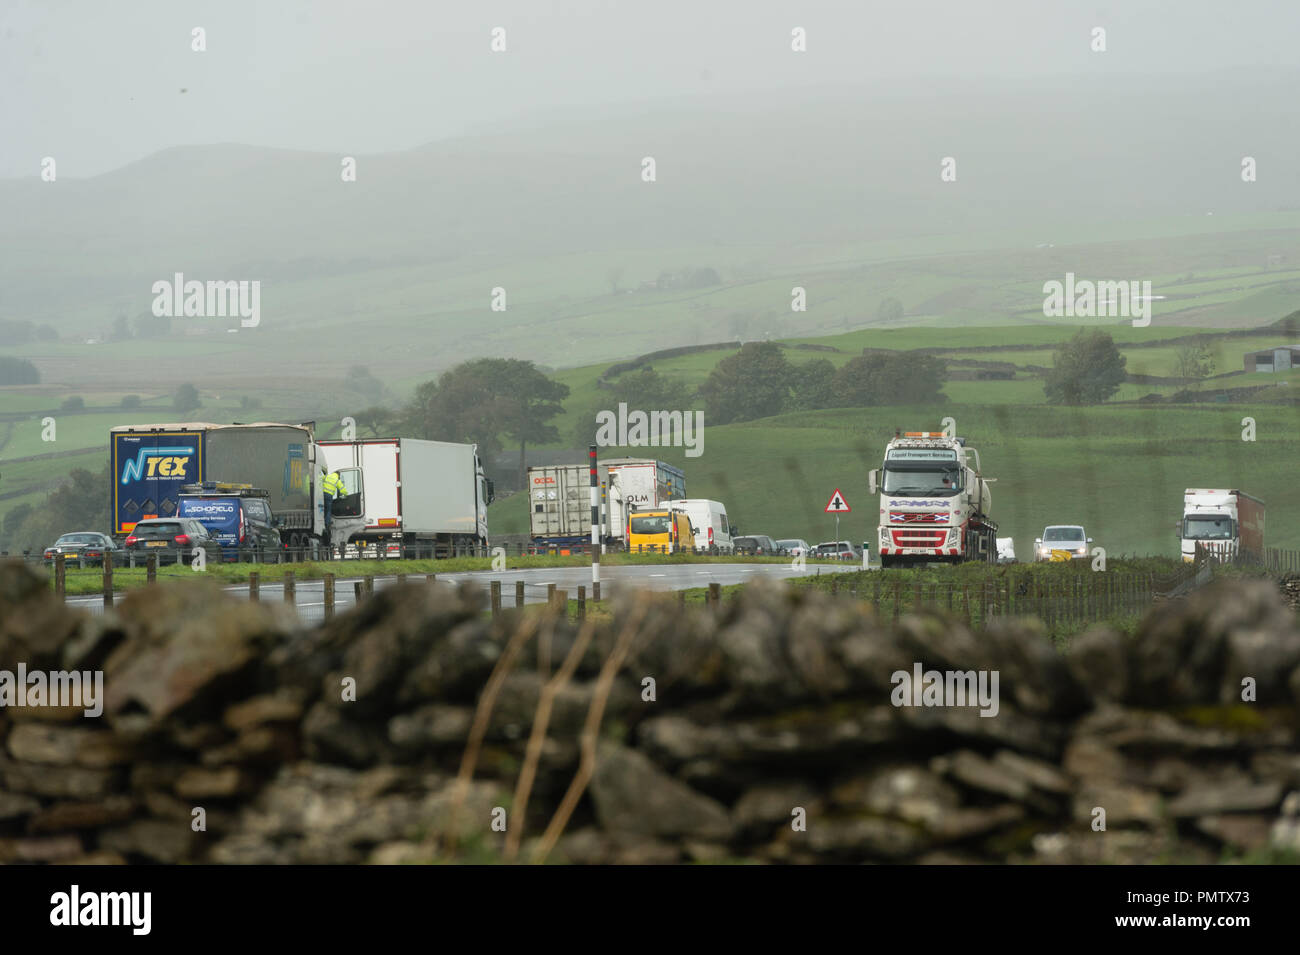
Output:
1180 488 1264 563
869 431 996 567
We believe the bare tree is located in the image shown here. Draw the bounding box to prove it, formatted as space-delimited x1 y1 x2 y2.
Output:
1173 342 1216 388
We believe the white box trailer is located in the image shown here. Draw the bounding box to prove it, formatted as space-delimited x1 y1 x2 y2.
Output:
527 457 685 549
318 438 491 553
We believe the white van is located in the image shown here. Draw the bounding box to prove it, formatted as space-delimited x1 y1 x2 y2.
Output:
664 499 733 554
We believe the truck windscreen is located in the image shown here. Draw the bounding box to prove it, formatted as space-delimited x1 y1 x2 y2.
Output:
882 467 962 494
1183 516 1234 540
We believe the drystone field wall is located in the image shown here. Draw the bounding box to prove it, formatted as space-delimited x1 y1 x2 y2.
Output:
1 561 1299 864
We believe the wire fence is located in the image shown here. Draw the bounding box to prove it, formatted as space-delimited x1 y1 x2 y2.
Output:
823 568 1178 633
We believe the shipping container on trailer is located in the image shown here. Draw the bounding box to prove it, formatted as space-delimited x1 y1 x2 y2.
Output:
526 457 685 550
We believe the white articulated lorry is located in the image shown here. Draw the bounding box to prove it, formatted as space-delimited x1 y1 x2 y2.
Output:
868 430 997 568
1180 488 1264 563
318 438 492 556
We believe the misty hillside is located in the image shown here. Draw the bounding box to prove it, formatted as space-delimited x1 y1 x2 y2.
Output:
2 73 1299 380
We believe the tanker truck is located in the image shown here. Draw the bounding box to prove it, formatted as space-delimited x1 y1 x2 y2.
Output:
868 430 998 568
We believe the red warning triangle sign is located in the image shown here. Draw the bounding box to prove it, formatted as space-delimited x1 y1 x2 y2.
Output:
824 488 851 513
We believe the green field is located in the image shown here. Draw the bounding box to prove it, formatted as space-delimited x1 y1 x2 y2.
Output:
489 398 1300 559
6 311 1300 559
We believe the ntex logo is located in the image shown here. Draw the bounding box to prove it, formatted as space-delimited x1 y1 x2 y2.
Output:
120 447 194 484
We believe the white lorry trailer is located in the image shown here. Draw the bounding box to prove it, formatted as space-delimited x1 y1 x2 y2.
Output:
318 438 492 556
527 457 685 551
868 430 997 568
1180 488 1264 563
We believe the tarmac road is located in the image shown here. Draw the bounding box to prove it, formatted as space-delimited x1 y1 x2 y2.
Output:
64 560 864 622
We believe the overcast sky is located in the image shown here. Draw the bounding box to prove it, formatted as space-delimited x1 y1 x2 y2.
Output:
2 0 1299 179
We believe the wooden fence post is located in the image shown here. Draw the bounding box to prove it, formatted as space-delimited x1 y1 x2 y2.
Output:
102 558 113 609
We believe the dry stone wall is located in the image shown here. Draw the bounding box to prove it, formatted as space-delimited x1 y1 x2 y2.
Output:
1 561 1298 864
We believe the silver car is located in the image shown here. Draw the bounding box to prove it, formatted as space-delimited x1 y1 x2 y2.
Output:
775 538 811 557
1034 526 1092 561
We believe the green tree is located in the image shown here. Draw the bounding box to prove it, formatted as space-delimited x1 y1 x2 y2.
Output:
0 356 40 385
354 405 396 436
1044 329 1127 405
1 501 34 551
877 297 905 323
120 394 142 409
133 313 171 338
7 466 111 552
60 395 85 411
173 383 201 414
790 358 838 410
347 364 385 402
572 367 691 446
1173 341 1216 388
696 341 794 424
402 359 569 486
833 352 946 405
109 314 133 342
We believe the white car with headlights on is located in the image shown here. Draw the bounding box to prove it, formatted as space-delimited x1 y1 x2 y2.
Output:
1034 525 1092 562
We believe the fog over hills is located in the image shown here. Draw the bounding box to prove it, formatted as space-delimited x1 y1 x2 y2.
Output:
2 71 1299 370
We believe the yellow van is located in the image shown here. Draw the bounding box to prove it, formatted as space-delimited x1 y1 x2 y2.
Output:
627 508 695 554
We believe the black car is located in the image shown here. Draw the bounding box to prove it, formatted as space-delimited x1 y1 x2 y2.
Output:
733 534 781 556
43 532 119 567
123 518 223 566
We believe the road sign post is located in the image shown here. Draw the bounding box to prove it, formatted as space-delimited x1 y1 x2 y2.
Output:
824 488 851 557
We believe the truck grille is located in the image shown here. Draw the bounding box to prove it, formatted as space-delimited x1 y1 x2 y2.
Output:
889 512 947 523
891 529 947 548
